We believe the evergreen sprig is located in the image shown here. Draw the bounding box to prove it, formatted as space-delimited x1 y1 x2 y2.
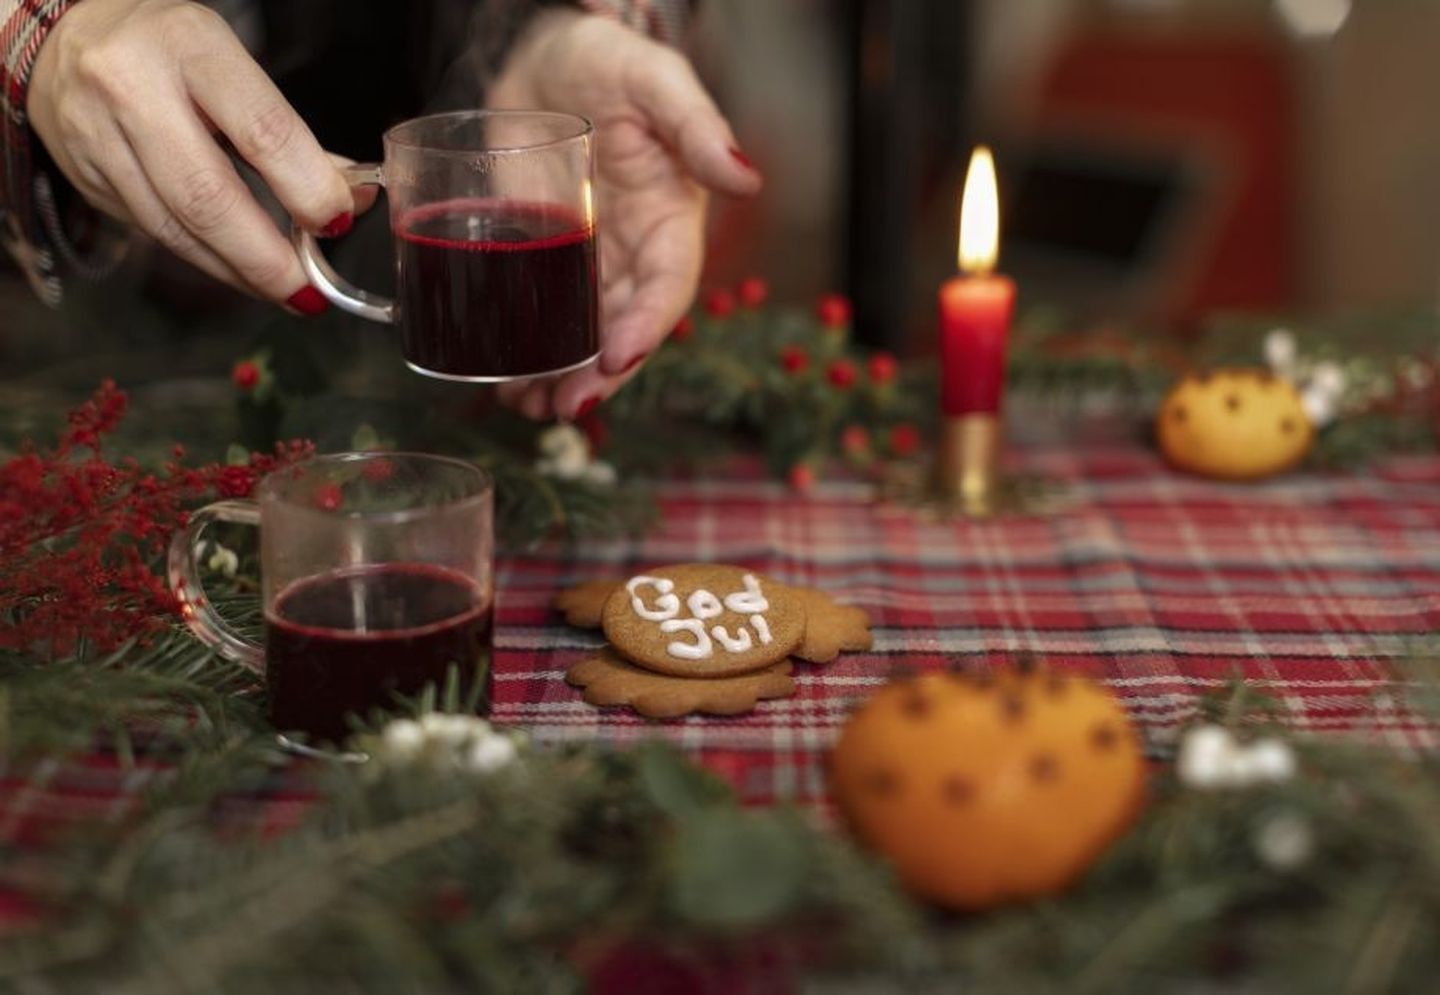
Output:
1 626 1439 992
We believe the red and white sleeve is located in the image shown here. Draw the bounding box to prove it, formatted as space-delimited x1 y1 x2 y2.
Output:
574 0 691 46
1 0 85 306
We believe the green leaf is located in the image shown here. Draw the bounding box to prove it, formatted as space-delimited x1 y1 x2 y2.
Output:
669 810 809 928
636 743 730 820
351 423 383 451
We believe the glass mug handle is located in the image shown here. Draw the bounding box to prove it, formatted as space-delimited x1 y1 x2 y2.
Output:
166 500 265 673
292 163 396 324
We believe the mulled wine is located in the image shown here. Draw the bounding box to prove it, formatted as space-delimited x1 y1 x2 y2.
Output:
396 198 599 380
266 563 493 742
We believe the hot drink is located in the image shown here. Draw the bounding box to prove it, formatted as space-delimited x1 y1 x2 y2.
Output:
396 198 599 380
266 562 493 742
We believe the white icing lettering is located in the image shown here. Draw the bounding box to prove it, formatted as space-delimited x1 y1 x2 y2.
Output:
688 588 723 619
660 618 713 659
750 614 773 645
711 625 753 653
723 574 769 614
627 576 680 621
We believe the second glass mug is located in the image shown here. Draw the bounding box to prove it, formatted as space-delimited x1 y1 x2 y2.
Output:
295 110 600 382
168 453 495 744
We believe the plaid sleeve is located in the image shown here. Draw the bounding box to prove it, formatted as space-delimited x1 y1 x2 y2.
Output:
1 0 79 306
576 0 691 46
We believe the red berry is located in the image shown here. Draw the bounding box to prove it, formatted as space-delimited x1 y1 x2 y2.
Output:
840 425 870 455
704 289 736 318
816 293 852 330
889 423 921 457
231 360 260 391
780 345 809 375
737 276 768 309
787 463 815 493
427 883 470 923
313 482 343 511
362 458 394 482
671 314 694 341
867 351 898 385
826 359 857 390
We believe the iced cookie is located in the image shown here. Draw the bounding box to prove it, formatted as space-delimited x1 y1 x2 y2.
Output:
566 649 796 718
602 564 805 678
793 587 874 663
553 579 620 628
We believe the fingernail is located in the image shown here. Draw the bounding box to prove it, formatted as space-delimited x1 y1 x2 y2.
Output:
320 212 353 238
622 352 649 374
286 286 329 316
729 146 758 172
574 396 601 420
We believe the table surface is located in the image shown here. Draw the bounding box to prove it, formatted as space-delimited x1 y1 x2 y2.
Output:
492 447 1440 804
5 445 1440 845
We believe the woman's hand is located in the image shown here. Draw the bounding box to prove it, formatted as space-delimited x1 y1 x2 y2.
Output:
27 0 357 311
487 10 762 420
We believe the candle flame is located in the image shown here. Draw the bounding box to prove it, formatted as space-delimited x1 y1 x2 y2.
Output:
958 146 1000 275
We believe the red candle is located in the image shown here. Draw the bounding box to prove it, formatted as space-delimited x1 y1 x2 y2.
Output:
940 147 1015 416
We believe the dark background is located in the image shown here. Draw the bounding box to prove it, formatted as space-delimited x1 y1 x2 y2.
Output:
2 0 1426 376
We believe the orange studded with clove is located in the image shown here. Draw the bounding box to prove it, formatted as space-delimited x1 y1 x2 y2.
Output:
828 667 1145 911
1155 367 1313 481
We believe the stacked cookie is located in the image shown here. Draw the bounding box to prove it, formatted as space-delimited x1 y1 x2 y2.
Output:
554 564 872 718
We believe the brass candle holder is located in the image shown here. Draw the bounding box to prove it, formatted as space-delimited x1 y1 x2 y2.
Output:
933 412 1002 517
880 410 1070 520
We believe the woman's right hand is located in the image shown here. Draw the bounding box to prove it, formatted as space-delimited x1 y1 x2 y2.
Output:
26 0 356 311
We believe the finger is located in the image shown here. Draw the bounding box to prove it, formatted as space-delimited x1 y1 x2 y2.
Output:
599 214 701 375
185 30 353 235
116 93 318 306
551 355 646 421
624 48 763 197
328 154 381 217
601 271 636 326
93 123 253 292
520 381 553 421
496 380 531 407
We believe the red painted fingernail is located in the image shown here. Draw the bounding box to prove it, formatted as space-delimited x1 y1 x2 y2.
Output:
729 146 758 171
574 396 601 420
622 352 649 374
286 285 329 316
320 212 353 238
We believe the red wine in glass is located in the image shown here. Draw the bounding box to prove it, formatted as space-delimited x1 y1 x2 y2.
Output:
396 198 599 380
265 563 493 743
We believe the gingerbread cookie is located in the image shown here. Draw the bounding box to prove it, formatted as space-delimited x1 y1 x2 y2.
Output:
601 564 807 678
566 648 796 718
793 588 874 663
553 579 619 628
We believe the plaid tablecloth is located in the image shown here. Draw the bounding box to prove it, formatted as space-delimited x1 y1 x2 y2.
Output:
4 445 1440 847
495 447 1440 803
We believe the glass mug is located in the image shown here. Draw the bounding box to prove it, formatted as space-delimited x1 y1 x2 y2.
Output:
295 110 600 382
168 453 494 743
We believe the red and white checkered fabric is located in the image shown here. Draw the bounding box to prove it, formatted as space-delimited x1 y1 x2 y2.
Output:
492 448 1440 802
3 445 1439 855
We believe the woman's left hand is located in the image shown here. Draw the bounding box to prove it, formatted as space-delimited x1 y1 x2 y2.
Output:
486 9 761 420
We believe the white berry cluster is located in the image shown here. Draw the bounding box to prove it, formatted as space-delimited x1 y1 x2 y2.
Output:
1252 811 1314 871
1176 723 1298 790
372 713 520 775
196 540 239 578
535 424 617 487
1264 328 1347 427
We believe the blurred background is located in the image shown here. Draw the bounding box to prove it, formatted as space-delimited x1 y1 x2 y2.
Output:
696 0 1437 350
1 0 1434 372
